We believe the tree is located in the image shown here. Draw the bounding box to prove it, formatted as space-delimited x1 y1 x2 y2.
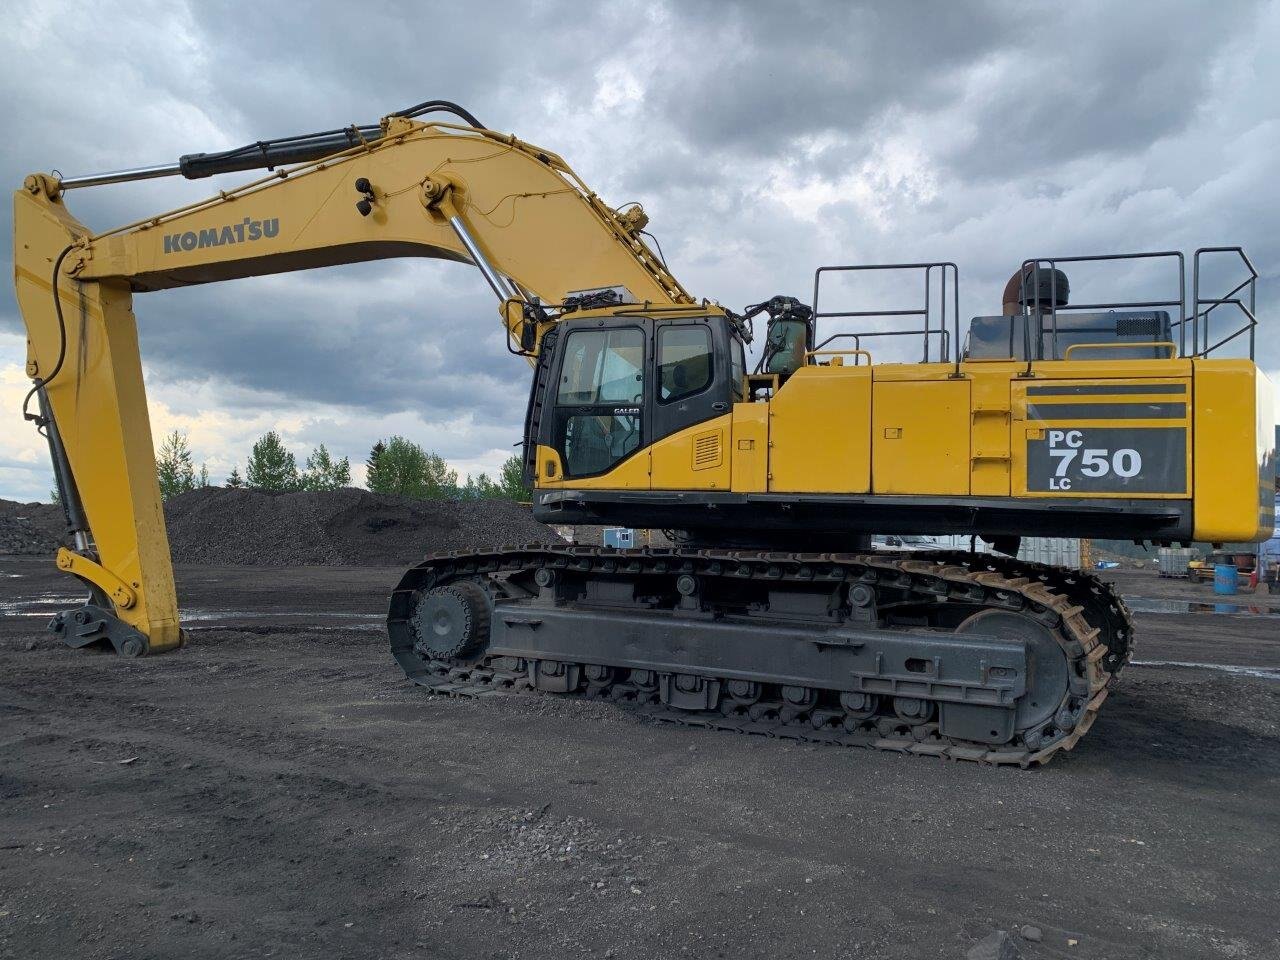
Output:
245 431 299 491
300 443 351 491
461 473 497 499
365 436 457 499
198 463 210 488
457 456 528 501
365 441 387 493
226 466 245 489
494 454 531 501
422 450 458 498
155 430 197 501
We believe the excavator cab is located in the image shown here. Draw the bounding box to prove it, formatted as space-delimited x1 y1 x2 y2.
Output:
530 312 744 480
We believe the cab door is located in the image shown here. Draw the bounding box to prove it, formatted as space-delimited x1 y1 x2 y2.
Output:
547 324 649 484
649 318 735 490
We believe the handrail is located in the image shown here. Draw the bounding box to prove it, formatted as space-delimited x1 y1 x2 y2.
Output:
806 348 874 367
813 328 950 356
811 262 960 376
1192 247 1258 359
1018 251 1185 371
1063 341 1177 360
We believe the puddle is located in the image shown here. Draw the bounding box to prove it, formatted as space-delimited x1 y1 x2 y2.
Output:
0 594 383 627
179 608 382 625
0 594 81 616
184 623 384 634
1124 598 1280 617
1131 659 1280 681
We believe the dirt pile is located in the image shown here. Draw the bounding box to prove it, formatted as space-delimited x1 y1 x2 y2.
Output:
1 489 560 566
165 487 560 566
0 499 66 556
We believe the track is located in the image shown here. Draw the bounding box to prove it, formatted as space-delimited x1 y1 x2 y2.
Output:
388 546 1122 767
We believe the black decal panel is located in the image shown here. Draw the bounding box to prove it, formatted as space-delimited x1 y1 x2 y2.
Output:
1026 427 1187 494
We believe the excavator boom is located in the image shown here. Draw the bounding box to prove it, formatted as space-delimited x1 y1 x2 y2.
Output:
14 109 689 653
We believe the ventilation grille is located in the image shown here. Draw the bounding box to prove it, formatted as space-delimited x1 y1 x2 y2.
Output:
693 430 723 470
1115 315 1162 337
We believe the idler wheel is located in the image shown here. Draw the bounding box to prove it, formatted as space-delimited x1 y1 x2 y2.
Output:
955 608 1070 736
411 581 491 660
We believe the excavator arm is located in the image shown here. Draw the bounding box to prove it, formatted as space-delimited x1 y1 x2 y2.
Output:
13 109 692 655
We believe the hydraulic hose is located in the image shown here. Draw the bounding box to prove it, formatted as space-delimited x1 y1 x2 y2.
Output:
21 244 75 423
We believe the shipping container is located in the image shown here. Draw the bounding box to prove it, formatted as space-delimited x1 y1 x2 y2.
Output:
921 534 1082 569
1157 547 1196 578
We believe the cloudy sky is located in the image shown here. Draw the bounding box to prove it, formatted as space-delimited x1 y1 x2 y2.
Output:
2 0 1277 501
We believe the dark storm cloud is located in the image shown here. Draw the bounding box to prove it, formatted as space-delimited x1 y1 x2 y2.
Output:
3 0 1279 500
133 261 527 421
643 2 1017 153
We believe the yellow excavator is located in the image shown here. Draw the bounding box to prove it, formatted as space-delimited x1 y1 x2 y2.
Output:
13 100 1273 765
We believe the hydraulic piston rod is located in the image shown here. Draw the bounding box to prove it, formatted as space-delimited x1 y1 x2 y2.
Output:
57 125 385 190
55 101 484 190
448 215 520 302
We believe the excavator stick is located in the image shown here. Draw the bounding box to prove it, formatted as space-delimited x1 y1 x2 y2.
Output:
14 178 181 654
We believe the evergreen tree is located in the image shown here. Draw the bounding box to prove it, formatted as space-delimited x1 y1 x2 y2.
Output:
245 431 299 491
495 454 531 501
300 443 352 491
226 466 245 489
198 463 210 488
365 441 387 493
365 436 457 499
155 430 197 501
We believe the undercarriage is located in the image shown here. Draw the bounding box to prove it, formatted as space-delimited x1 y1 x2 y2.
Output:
388 546 1131 767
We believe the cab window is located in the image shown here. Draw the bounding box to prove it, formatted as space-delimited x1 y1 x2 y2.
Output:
558 328 645 405
657 326 712 403
556 327 645 478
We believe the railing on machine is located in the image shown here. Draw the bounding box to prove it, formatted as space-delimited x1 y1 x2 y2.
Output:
1019 247 1259 363
1019 251 1185 366
810 262 960 375
1191 246 1258 359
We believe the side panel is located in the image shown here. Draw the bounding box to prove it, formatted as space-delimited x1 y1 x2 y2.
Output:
537 446 651 490
968 367 1016 496
650 414 732 491
768 366 871 493
1192 361 1275 542
731 403 769 493
872 380 971 495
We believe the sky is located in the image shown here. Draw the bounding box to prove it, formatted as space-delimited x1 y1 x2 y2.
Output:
2 0 1278 501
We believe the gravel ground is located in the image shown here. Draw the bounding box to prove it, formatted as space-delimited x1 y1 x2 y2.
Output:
0 501 65 557
1 561 1278 959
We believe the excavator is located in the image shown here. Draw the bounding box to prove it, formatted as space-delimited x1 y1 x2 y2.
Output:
13 99 1273 766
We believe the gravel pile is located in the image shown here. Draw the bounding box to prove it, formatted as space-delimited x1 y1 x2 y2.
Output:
164 487 559 566
0 499 66 556
1 489 560 566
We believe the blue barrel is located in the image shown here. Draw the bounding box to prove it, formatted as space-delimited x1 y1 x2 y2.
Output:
1213 564 1239 595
